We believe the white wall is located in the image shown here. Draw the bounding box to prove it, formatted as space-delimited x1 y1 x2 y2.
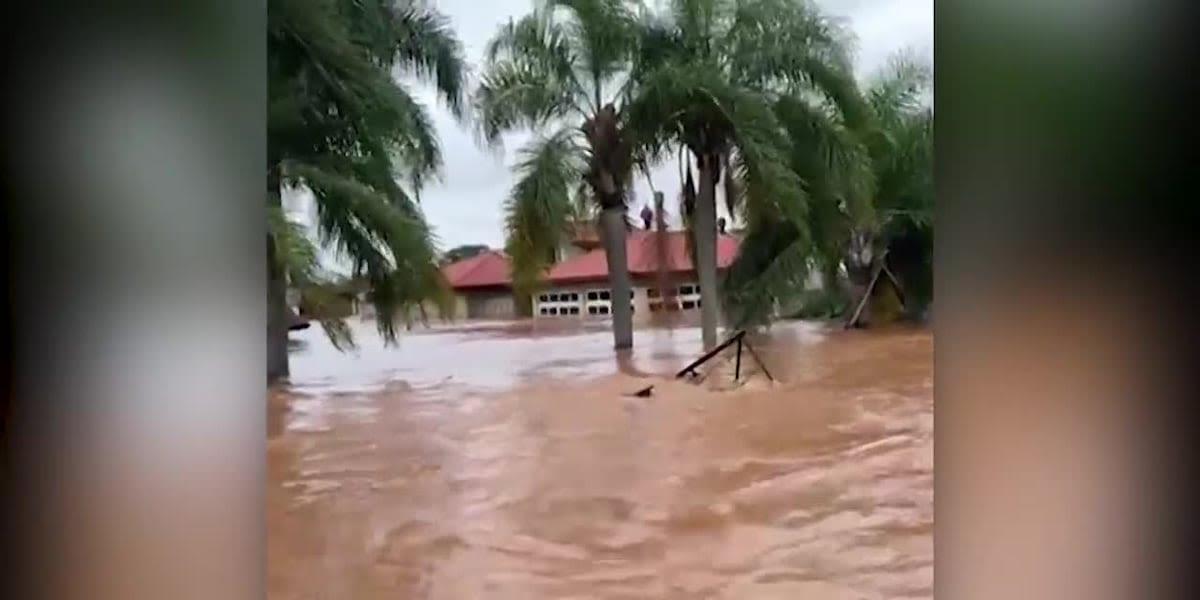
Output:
533 284 636 318
533 281 705 320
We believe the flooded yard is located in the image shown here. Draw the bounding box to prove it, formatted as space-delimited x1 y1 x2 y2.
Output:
268 319 933 598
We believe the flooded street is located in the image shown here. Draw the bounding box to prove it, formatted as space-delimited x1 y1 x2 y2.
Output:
268 319 933 599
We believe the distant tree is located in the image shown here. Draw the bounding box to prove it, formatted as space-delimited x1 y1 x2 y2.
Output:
443 244 491 264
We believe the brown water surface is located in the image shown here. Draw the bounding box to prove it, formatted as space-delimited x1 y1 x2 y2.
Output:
268 319 932 599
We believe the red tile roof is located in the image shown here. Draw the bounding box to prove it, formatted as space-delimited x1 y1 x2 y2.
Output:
545 230 740 284
441 250 512 289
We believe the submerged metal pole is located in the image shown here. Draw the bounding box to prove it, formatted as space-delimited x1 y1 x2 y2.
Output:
734 336 743 381
675 330 745 379
743 339 774 382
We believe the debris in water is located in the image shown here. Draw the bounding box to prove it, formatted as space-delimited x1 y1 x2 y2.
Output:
625 385 654 398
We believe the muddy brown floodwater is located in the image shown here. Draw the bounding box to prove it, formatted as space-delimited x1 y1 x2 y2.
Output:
268 319 932 599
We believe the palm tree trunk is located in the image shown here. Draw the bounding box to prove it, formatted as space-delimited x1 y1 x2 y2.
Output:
694 153 721 349
267 165 289 383
600 205 634 349
582 105 634 349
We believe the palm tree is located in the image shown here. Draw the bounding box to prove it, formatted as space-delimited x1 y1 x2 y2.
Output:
267 0 467 381
722 50 933 327
856 53 933 320
474 0 642 350
624 0 863 348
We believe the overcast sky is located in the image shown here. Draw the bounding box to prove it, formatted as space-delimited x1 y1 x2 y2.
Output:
288 0 932 258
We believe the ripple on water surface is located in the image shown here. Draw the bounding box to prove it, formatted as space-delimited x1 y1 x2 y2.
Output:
268 320 932 599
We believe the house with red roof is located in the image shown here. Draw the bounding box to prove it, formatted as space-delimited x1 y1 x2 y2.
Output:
438 228 742 322
534 229 741 319
439 249 517 319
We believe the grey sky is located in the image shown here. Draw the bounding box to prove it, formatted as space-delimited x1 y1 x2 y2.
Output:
288 0 932 259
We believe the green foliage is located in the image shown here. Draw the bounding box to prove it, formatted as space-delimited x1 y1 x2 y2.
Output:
723 46 934 327
267 207 356 350
503 129 586 295
722 216 804 327
622 0 863 333
443 244 491 263
268 0 467 347
475 0 643 291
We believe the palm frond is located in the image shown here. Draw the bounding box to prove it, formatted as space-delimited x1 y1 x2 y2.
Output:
267 205 321 285
267 204 360 350
297 282 358 351
667 0 727 52
875 108 933 237
270 0 469 352
862 51 932 238
284 161 443 342
631 14 687 81
865 50 932 127
474 61 582 144
772 94 872 229
486 9 573 71
332 0 470 119
389 2 470 118
475 9 593 143
502 129 587 294
271 0 454 190
722 217 814 328
548 0 640 104
729 1 866 125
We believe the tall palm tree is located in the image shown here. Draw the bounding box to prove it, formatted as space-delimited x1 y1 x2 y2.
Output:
857 53 933 319
267 0 467 381
722 50 933 327
475 0 643 349
625 0 863 348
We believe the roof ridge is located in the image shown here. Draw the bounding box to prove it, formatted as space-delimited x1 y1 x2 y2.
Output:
442 248 512 288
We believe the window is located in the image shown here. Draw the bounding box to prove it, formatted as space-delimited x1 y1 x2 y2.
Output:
598 305 610 315
538 290 583 318
588 306 598 315
598 290 611 300
679 285 695 296
647 288 660 298
587 291 598 301
630 290 635 298
682 300 696 310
